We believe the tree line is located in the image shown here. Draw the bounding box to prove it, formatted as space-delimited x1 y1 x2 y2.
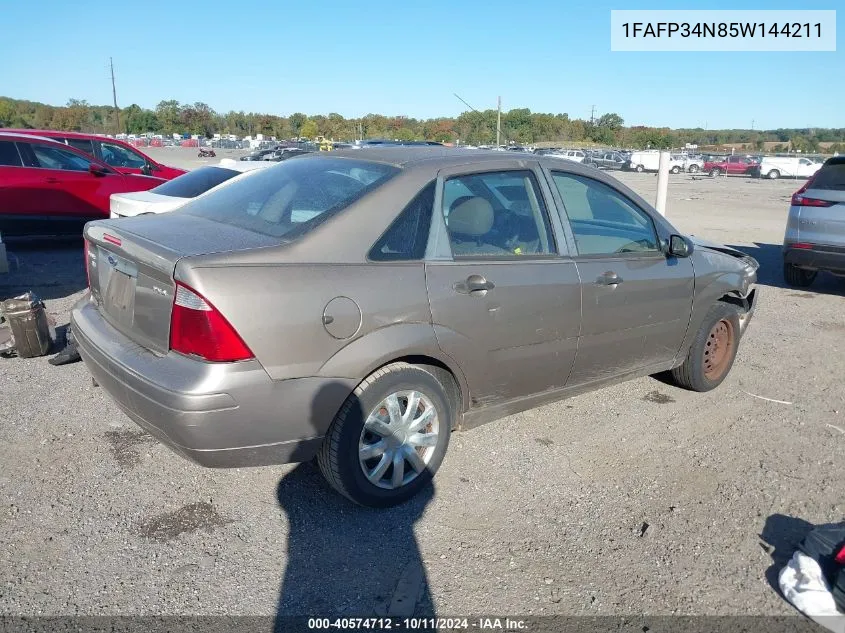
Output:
1 96 842 153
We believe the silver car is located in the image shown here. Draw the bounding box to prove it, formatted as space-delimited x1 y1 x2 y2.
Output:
71 148 759 507
783 157 845 286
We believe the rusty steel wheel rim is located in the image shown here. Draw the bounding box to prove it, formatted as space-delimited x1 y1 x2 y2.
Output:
703 318 735 380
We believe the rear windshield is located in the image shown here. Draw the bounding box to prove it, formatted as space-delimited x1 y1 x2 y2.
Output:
812 161 845 191
151 166 240 198
178 156 399 239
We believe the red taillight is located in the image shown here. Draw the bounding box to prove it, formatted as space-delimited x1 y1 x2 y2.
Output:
791 175 834 207
794 196 834 207
103 233 122 246
83 239 91 288
169 282 254 362
791 243 814 250
835 544 845 565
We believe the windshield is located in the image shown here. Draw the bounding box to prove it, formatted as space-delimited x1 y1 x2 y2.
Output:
150 166 241 198
178 156 399 239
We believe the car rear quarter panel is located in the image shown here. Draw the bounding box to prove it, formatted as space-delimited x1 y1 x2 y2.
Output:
174 262 438 383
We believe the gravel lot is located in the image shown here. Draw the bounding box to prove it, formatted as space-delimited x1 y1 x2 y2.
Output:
1 148 843 620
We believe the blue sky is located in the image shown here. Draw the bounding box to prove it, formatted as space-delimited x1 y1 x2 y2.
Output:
0 0 840 129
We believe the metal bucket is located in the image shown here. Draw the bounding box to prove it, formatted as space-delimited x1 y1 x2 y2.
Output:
0 293 53 358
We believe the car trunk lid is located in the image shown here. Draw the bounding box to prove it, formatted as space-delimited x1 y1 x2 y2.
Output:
85 214 280 355
796 162 845 247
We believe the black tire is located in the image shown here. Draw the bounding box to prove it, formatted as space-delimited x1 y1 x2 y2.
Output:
783 263 817 287
635 164 644 173
709 168 721 177
317 362 453 508
671 166 680 174
670 303 742 392
688 164 700 173
768 169 780 180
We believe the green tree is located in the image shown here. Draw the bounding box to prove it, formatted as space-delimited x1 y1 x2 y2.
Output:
65 99 91 131
0 99 15 127
587 125 615 145
300 119 318 139
596 112 624 130
289 112 307 136
155 100 181 135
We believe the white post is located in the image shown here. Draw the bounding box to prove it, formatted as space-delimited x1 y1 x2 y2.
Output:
0 231 8 274
655 151 670 216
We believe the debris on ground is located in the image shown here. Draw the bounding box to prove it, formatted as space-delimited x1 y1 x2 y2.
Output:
0 292 54 359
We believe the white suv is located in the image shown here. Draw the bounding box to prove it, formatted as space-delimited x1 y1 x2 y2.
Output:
782 157 845 286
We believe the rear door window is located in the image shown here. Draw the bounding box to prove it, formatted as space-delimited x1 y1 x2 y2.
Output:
97 141 147 169
29 143 92 171
66 138 95 155
180 157 399 239
812 162 845 190
440 170 555 257
150 166 240 198
0 141 22 166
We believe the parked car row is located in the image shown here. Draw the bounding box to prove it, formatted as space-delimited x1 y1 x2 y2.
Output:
536 148 632 169
0 132 167 239
70 146 760 507
535 147 825 180
240 145 315 162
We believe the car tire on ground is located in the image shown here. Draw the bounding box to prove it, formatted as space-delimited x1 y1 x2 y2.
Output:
767 169 780 180
671 166 680 174
709 168 721 177
635 164 644 173
317 362 453 508
688 164 700 173
783 263 817 287
669 302 742 392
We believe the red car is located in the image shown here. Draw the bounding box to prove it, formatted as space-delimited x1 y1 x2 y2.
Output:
0 132 166 239
2 129 186 180
703 155 759 177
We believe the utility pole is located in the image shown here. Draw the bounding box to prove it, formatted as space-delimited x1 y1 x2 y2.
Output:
496 96 502 147
751 119 755 130
110 57 120 134
590 105 596 126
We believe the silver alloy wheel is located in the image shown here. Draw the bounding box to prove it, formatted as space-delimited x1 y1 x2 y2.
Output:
358 391 440 490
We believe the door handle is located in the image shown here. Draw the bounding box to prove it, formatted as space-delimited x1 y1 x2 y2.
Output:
45 177 60 184
454 274 495 296
595 272 623 286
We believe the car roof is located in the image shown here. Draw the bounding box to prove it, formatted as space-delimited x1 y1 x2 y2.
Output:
0 131 76 145
2 129 141 150
2 128 112 140
326 146 549 169
216 159 274 172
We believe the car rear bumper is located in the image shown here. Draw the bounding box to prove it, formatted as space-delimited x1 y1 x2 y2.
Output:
71 295 357 468
783 244 845 274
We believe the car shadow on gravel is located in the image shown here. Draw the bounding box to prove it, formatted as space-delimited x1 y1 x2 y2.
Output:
727 242 845 295
274 383 437 628
0 240 86 301
760 513 817 598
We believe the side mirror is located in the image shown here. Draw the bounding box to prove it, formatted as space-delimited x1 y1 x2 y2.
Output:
668 234 692 258
140 162 153 176
88 164 109 177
